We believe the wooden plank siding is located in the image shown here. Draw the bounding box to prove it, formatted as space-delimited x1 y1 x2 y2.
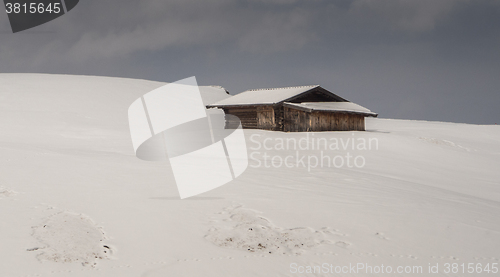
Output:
273 105 285 131
223 107 258 129
256 106 275 130
283 107 365 132
224 105 366 132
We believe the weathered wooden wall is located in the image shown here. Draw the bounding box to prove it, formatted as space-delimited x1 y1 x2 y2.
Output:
273 106 284 131
283 106 309 132
223 107 258 129
256 106 275 130
224 105 365 132
283 107 365 132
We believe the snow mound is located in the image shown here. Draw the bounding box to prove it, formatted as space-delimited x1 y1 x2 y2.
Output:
205 207 334 255
29 212 113 267
0 186 18 198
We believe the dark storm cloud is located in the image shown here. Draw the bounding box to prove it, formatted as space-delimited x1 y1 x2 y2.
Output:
0 0 467 61
0 0 499 123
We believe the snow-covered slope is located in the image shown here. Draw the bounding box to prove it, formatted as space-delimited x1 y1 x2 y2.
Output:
0 74 499 276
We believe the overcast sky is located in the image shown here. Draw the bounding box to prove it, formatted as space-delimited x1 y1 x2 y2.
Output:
1 0 499 124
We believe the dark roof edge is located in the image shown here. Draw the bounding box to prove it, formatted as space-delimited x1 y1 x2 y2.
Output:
282 86 349 103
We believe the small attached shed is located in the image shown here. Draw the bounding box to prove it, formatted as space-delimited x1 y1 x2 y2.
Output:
206 85 377 132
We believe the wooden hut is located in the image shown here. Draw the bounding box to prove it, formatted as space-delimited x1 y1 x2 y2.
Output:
206 85 377 132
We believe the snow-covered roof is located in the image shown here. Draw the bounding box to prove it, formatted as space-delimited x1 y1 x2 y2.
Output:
207 85 346 107
283 102 378 117
198 86 230 105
